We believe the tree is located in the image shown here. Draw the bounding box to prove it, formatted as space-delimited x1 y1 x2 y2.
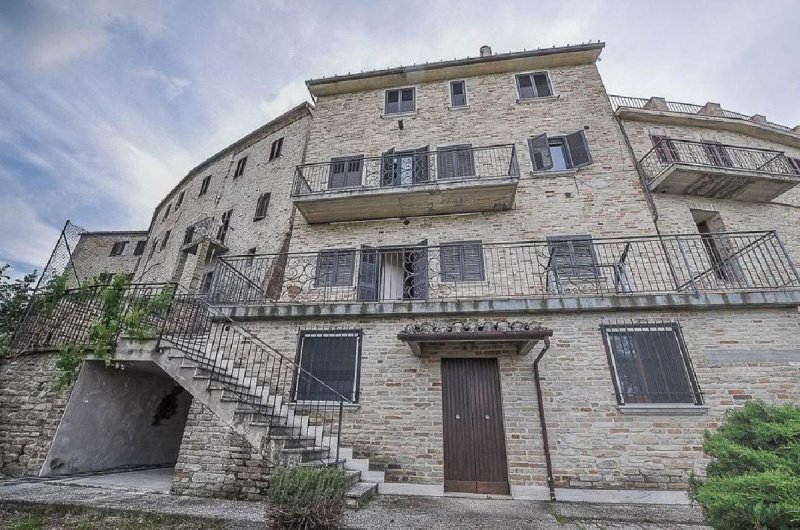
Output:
0 264 37 357
691 400 800 529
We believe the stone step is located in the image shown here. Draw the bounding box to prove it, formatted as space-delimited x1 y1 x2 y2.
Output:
345 482 377 510
344 469 361 489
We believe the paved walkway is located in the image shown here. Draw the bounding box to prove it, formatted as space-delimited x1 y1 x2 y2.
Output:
0 479 709 529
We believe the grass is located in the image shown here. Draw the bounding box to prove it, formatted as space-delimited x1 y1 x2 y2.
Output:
0 507 225 530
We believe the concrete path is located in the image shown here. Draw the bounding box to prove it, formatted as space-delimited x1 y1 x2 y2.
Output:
50 467 174 493
0 480 709 529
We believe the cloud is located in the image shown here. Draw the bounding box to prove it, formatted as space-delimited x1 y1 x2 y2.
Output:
135 67 192 100
0 197 60 270
258 81 310 120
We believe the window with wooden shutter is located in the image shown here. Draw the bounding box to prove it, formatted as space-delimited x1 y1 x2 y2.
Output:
651 135 678 163
199 175 211 196
183 226 195 246
233 157 247 178
547 235 598 279
565 130 592 168
162 204 171 222
109 241 128 256
133 241 146 256
440 241 485 282
253 193 271 221
269 137 284 161
450 80 467 107
528 134 553 171
176 190 185 208
294 331 361 402
315 249 355 287
216 210 232 243
516 72 552 100
437 144 475 179
160 231 171 251
328 156 363 189
384 88 415 114
602 324 701 405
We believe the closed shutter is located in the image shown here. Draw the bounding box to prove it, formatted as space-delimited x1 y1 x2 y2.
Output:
451 81 466 106
400 88 415 112
335 251 355 286
254 193 270 220
437 147 456 179
440 241 484 281
315 250 354 287
516 74 535 99
533 73 552 97
455 145 475 176
381 149 396 186
632 331 694 404
566 130 592 168
357 246 379 300
438 145 474 178
528 134 553 171
414 146 430 183
329 157 361 189
296 333 360 402
547 235 597 277
315 252 336 287
345 157 363 186
409 239 429 300
461 242 485 281
651 135 678 163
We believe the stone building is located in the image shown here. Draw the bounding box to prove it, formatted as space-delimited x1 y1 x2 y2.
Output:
2 42 799 506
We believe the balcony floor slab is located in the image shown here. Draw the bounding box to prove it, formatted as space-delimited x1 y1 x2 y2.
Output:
649 164 799 202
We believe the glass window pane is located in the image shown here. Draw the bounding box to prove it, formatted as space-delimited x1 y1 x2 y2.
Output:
549 141 568 170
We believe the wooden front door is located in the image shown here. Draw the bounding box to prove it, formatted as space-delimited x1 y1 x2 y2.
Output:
441 358 510 494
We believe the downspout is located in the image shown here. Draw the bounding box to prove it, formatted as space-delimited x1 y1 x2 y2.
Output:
533 336 556 501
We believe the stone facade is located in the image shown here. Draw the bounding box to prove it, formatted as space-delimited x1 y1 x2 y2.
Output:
69 231 148 285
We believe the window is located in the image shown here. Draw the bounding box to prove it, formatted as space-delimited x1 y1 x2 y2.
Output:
160 231 171 251
183 226 195 246
437 144 475 179
328 156 363 189
109 241 127 256
162 204 171 222
789 157 800 175
269 137 284 161
602 323 702 405
440 241 485 282
233 157 248 179
246 247 257 266
693 210 737 282
315 249 355 287
199 175 211 196
148 239 158 259
294 331 361 402
381 148 429 186
133 241 146 256
202 271 214 293
176 190 185 209
450 80 467 107
216 210 233 243
515 72 552 100
528 131 592 171
98 273 113 284
546 235 598 281
253 193 271 221
384 88 415 114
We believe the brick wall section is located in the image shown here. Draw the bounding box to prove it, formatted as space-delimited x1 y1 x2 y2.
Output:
290 63 655 257
0 353 71 477
241 305 799 490
69 232 148 285
171 401 272 500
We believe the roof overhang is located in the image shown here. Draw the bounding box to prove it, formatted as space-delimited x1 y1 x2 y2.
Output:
307 43 604 97
397 321 553 357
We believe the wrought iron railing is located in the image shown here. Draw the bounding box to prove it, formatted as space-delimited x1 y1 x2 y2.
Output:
10 283 350 464
639 138 800 183
609 95 793 132
292 144 519 196
208 231 800 305
182 216 227 249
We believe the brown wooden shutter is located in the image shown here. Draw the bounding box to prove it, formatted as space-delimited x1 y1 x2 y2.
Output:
566 130 592 168
315 251 336 287
461 242 485 281
345 157 363 186
296 333 360 401
437 147 456 179
455 145 475 176
533 73 552 97
440 241 484 281
547 235 597 277
632 331 693 403
335 250 355 286
440 244 460 281
528 134 552 171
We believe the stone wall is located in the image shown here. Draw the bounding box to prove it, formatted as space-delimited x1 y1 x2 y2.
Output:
69 231 148 285
0 353 71 477
237 304 800 491
171 401 272 500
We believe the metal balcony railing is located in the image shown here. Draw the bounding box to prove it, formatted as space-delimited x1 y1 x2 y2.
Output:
609 95 794 133
639 138 800 184
292 144 519 196
208 231 800 305
182 216 229 251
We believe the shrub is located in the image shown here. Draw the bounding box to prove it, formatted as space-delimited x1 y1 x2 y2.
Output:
692 400 800 529
266 466 346 529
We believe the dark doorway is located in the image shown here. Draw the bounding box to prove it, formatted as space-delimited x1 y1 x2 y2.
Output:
357 241 428 301
441 358 509 494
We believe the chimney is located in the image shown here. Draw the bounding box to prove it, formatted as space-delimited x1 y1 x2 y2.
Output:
480 45 492 57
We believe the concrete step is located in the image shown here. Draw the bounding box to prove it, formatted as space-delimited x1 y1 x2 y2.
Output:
343 458 370 473
344 469 361 489
345 482 377 510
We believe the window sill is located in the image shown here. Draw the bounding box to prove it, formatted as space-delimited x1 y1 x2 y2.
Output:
448 105 470 111
516 94 560 105
291 400 361 411
615 404 709 416
528 168 580 177
381 110 419 119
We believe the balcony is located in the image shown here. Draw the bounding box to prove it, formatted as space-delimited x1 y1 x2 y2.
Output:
207 231 799 306
181 217 229 254
292 144 519 223
639 139 800 202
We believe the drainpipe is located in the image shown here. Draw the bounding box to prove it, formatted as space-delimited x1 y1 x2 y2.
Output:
533 337 556 501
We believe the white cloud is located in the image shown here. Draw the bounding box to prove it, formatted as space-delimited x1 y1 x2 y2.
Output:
0 197 60 269
135 67 192 100
258 81 310 121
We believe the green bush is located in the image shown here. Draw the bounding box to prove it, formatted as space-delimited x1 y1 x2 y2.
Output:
266 466 346 529
692 400 800 529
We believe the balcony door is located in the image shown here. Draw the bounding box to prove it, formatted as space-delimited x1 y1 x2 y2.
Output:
357 241 428 301
381 147 429 186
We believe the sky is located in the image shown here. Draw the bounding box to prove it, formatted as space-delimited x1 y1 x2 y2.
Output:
1 0 798 277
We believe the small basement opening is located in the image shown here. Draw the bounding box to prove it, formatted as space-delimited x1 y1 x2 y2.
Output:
41 361 192 492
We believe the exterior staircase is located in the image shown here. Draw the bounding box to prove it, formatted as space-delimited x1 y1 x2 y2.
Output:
11 283 383 508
